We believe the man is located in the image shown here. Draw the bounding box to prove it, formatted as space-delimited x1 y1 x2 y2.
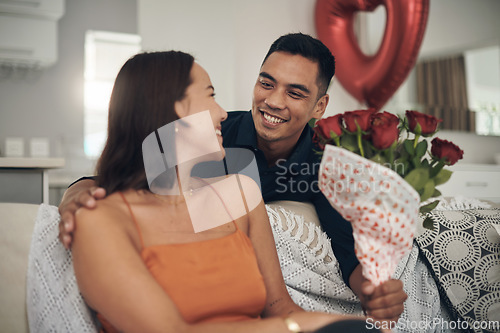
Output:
59 33 406 323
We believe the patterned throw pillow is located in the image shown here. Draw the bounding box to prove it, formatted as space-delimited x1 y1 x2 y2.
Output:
415 209 500 333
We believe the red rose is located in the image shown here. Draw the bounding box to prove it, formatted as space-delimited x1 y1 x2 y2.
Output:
343 109 376 133
372 111 399 127
370 112 400 149
431 138 464 165
314 114 343 140
406 110 442 136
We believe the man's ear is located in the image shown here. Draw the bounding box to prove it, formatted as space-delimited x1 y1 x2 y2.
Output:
312 94 329 120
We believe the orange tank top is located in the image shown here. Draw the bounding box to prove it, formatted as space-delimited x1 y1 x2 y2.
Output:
97 191 267 332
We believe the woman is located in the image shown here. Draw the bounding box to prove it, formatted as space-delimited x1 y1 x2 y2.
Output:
72 51 381 333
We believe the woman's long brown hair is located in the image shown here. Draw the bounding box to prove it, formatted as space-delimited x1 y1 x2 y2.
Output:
95 51 194 194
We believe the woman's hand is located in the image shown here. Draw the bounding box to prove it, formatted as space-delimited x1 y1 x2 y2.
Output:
58 179 106 248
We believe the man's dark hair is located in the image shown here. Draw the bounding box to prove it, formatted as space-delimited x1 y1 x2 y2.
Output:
262 33 335 97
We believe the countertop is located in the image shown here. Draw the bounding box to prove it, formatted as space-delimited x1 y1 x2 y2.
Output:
0 157 65 169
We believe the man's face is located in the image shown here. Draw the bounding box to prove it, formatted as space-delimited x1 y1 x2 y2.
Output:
251 51 327 149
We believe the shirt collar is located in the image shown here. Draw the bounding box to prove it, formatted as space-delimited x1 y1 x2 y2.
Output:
234 111 314 171
235 111 258 148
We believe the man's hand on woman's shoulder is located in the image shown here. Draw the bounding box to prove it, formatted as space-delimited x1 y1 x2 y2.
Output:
58 179 106 249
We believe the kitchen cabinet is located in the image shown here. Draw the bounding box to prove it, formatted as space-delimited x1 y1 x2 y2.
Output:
0 14 57 66
438 164 500 203
0 0 64 67
0 0 64 20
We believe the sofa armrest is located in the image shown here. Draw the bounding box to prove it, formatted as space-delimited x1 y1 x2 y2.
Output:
0 203 40 333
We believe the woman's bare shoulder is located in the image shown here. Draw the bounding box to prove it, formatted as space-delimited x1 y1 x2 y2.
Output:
75 192 130 230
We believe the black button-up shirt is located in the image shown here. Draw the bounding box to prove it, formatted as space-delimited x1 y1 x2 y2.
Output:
221 111 359 284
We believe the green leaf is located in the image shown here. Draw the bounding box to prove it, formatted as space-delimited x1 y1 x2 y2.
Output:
329 130 339 139
420 179 435 202
394 156 407 164
404 139 415 155
340 133 358 152
363 141 375 159
398 146 409 159
422 216 435 230
394 160 410 177
370 154 386 164
308 118 317 128
429 160 445 178
420 200 440 214
434 169 453 186
414 123 422 136
433 189 442 197
415 140 428 158
411 156 422 168
404 168 429 190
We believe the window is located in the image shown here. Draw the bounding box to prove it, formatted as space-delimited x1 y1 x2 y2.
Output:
465 45 500 136
84 30 141 157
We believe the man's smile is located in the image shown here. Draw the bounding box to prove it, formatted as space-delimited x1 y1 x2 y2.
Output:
260 110 288 125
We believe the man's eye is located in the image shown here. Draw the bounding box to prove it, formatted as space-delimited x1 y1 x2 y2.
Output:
260 81 273 89
288 91 304 99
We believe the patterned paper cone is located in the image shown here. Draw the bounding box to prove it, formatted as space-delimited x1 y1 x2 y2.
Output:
319 145 420 286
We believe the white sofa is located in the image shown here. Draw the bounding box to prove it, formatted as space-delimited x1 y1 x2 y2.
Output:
0 203 97 333
0 203 39 333
2 201 498 333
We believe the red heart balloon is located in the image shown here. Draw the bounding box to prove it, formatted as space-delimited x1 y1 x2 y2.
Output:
315 0 429 110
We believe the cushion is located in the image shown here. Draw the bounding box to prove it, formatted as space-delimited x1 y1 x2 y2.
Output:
26 204 98 332
0 203 39 333
265 201 363 314
416 208 500 331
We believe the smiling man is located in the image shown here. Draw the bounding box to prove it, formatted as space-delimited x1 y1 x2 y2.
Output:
219 33 406 323
59 33 406 324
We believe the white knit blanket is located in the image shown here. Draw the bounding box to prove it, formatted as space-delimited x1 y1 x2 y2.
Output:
26 204 98 332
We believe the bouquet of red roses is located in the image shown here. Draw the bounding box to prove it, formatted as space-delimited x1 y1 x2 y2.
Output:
313 109 463 285
313 109 464 218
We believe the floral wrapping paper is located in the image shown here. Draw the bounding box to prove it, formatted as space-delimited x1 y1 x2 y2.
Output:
319 145 420 285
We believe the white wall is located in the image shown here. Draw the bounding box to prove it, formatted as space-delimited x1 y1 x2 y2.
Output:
419 0 500 58
0 0 137 177
138 0 361 117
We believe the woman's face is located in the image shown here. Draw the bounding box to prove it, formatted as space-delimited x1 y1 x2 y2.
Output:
174 63 227 160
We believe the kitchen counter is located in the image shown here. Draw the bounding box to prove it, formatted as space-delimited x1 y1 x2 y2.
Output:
438 163 500 203
0 157 65 204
